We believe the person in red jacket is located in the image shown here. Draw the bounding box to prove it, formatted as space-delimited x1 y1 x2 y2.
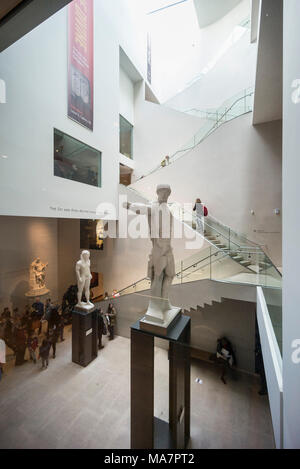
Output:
193 198 208 233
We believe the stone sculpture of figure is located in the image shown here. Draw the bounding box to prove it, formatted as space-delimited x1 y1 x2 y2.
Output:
26 258 50 297
75 250 94 309
32 258 48 288
124 184 180 327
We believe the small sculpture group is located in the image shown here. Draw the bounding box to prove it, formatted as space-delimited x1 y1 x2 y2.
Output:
26 258 50 297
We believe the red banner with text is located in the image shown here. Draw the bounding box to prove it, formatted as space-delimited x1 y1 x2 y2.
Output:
68 0 94 130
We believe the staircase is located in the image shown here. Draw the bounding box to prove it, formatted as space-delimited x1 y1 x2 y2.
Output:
176 204 279 277
134 87 254 182
119 183 282 293
99 279 257 373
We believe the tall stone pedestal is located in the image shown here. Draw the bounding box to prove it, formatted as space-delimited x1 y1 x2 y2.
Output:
131 313 191 449
72 306 98 367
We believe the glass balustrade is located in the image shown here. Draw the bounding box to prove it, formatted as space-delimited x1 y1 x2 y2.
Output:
143 87 255 179
262 287 282 355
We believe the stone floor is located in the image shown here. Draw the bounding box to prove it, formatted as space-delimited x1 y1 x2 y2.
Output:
0 327 275 449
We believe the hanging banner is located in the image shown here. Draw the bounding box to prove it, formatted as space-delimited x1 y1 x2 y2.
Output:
68 0 94 130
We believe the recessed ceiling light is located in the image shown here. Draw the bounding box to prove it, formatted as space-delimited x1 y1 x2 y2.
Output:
1 155 8 159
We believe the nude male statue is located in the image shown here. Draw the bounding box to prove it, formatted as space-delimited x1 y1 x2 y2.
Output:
75 250 94 308
124 184 180 326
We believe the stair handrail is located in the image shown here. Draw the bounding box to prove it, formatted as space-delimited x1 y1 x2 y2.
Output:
178 206 261 251
135 87 254 181
113 241 280 298
182 86 254 118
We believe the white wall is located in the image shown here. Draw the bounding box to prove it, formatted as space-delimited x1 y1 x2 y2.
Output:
132 113 282 266
133 81 205 178
120 67 135 125
0 0 147 220
149 0 251 102
282 0 300 449
165 31 257 112
0 216 59 312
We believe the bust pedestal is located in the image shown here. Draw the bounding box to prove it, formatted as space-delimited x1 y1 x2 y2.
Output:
25 287 50 298
72 305 98 367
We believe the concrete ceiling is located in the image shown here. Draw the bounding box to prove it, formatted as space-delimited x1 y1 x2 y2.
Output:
0 0 72 52
253 0 283 125
193 0 243 28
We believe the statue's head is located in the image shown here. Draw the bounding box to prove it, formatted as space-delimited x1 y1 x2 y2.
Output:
156 184 171 203
81 250 90 262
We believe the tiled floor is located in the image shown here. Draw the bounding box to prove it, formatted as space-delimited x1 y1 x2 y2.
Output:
0 327 275 449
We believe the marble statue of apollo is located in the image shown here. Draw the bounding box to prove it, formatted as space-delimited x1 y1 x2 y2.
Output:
124 184 180 327
75 250 94 309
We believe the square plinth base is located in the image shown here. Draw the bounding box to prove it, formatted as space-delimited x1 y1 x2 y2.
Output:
140 308 181 336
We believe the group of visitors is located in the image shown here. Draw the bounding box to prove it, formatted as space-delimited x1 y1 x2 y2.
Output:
0 297 66 376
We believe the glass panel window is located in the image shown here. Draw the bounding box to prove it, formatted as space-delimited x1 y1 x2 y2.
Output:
119 114 133 159
54 128 101 187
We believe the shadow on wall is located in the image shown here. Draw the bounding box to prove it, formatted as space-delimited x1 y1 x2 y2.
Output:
245 119 282 264
10 280 29 312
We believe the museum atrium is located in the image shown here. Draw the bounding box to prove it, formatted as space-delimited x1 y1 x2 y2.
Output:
0 0 299 451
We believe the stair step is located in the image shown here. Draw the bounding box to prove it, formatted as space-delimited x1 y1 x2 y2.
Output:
233 256 243 261
259 262 271 268
240 261 252 267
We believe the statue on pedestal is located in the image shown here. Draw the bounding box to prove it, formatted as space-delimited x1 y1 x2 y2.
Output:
75 250 94 310
25 257 50 298
124 184 180 329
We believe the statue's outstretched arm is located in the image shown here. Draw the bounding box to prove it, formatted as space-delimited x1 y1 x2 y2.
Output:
123 201 151 215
